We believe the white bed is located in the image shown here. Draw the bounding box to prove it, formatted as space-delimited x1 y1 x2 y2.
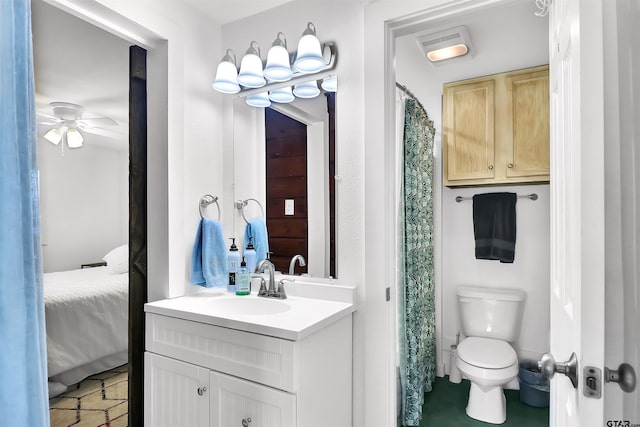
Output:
44 265 128 396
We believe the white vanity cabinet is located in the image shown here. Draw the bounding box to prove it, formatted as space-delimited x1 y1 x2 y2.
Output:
144 291 354 427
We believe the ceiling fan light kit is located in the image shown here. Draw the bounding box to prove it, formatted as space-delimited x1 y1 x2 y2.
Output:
38 101 119 153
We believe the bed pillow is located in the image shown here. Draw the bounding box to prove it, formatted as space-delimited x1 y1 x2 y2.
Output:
102 244 129 274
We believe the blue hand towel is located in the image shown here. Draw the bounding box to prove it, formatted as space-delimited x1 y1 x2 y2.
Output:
190 218 228 287
244 217 269 264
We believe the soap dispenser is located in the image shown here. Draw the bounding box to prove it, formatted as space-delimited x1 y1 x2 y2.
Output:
236 257 250 296
227 238 241 292
244 237 257 273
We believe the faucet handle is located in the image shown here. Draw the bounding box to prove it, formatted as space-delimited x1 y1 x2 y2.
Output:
252 275 267 296
276 278 294 299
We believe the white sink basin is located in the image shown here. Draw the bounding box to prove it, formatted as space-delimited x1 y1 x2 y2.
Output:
209 297 292 316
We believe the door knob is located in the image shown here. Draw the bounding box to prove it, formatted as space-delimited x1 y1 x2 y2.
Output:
605 363 636 393
539 352 579 388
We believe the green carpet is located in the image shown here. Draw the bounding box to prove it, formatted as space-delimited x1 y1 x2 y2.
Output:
416 377 549 427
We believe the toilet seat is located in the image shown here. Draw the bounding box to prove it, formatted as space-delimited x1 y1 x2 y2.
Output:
457 337 517 369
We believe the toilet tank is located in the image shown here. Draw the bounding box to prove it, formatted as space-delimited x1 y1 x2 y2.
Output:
457 285 527 342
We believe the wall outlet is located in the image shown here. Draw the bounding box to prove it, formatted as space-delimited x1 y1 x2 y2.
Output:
285 199 294 216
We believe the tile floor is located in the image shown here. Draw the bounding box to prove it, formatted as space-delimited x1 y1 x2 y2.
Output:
416 377 549 427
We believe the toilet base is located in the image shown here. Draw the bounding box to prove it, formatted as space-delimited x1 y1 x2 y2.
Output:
465 382 507 424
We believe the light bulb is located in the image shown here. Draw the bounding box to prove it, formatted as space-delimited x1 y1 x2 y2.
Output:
264 33 293 82
237 41 266 88
293 80 320 98
44 128 63 145
66 128 84 148
269 86 295 103
246 92 271 108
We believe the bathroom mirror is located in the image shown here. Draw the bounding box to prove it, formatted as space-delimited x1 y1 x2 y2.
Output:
231 93 336 278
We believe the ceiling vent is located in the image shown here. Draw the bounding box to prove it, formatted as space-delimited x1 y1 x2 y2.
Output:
416 25 474 67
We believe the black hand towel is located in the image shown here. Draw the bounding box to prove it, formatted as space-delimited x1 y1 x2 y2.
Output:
472 192 517 263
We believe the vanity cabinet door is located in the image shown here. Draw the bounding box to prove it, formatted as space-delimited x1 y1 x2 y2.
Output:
145 352 210 427
210 371 296 427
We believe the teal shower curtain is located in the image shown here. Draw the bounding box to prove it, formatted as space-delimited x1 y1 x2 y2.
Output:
0 0 50 424
399 98 436 426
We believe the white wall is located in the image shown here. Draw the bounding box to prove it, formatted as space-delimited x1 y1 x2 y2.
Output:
395 1 550 371
221 3 366 425
87 0 224 301
39 143 128 272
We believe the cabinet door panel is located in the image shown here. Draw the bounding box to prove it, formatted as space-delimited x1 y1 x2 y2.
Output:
444 79 495 183
506 69 550 178
210 371 296 427
145 352 209 427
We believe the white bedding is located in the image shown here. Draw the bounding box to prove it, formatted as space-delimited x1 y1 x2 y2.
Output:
44 266 128 381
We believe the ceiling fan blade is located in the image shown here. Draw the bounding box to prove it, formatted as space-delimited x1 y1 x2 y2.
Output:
37 112 60 122
37 121 59 126
78 117 118 127
78 124 123 139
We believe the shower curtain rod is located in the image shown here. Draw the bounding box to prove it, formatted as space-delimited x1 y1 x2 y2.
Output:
396 82 428 116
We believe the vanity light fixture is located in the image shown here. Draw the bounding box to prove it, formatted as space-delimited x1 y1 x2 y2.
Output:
237 41 266 88
212 22 338 107
213 49 241 94
264 33 293 82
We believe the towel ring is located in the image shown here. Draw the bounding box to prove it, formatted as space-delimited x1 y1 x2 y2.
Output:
199 194 221 220
235 198 265 224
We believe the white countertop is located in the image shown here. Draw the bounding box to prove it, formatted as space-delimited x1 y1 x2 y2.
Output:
144 282 356 341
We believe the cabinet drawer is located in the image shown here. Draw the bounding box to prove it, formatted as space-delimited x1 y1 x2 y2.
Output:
146 313 295 392
211 372 296 427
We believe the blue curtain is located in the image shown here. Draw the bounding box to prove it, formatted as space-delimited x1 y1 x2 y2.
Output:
399 99 436 426
0 0 50 425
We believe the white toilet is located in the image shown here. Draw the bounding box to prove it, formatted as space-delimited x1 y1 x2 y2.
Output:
455 285 527 424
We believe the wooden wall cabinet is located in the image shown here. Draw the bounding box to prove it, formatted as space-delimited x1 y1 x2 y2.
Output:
443 65 550 186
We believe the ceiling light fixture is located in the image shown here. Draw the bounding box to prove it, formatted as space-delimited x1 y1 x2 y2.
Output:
416 26 473 67
212 22 338 107
37 102 118 153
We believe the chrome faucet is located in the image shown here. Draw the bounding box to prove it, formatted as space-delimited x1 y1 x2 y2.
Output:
255 258 288 299
288 254 306 275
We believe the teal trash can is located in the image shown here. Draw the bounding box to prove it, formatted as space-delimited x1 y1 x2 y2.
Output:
518 360 550 407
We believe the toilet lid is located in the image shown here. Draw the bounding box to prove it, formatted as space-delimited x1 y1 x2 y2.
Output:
457 337 517 369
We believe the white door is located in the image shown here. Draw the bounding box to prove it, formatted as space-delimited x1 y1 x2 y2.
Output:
144 352 210 427
547 0 606 425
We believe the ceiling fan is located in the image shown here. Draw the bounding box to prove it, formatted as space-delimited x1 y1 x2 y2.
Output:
37 102 119 149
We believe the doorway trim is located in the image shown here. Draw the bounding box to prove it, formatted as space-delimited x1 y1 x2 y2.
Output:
41 0 181 422
363 1 524 425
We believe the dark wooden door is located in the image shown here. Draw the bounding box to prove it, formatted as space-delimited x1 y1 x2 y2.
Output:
264 108 308 274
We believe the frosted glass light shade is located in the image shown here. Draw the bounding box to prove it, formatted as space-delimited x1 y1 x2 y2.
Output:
264 45 293 82
238 53 266 88
426 44 468 62
44 127 63 145
293 80 320 98
246 92 271 108
269 86 294 103
238 42 265 88
293 22 325 74
213 60 240 94
66 128 84 148
321 76 337 92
